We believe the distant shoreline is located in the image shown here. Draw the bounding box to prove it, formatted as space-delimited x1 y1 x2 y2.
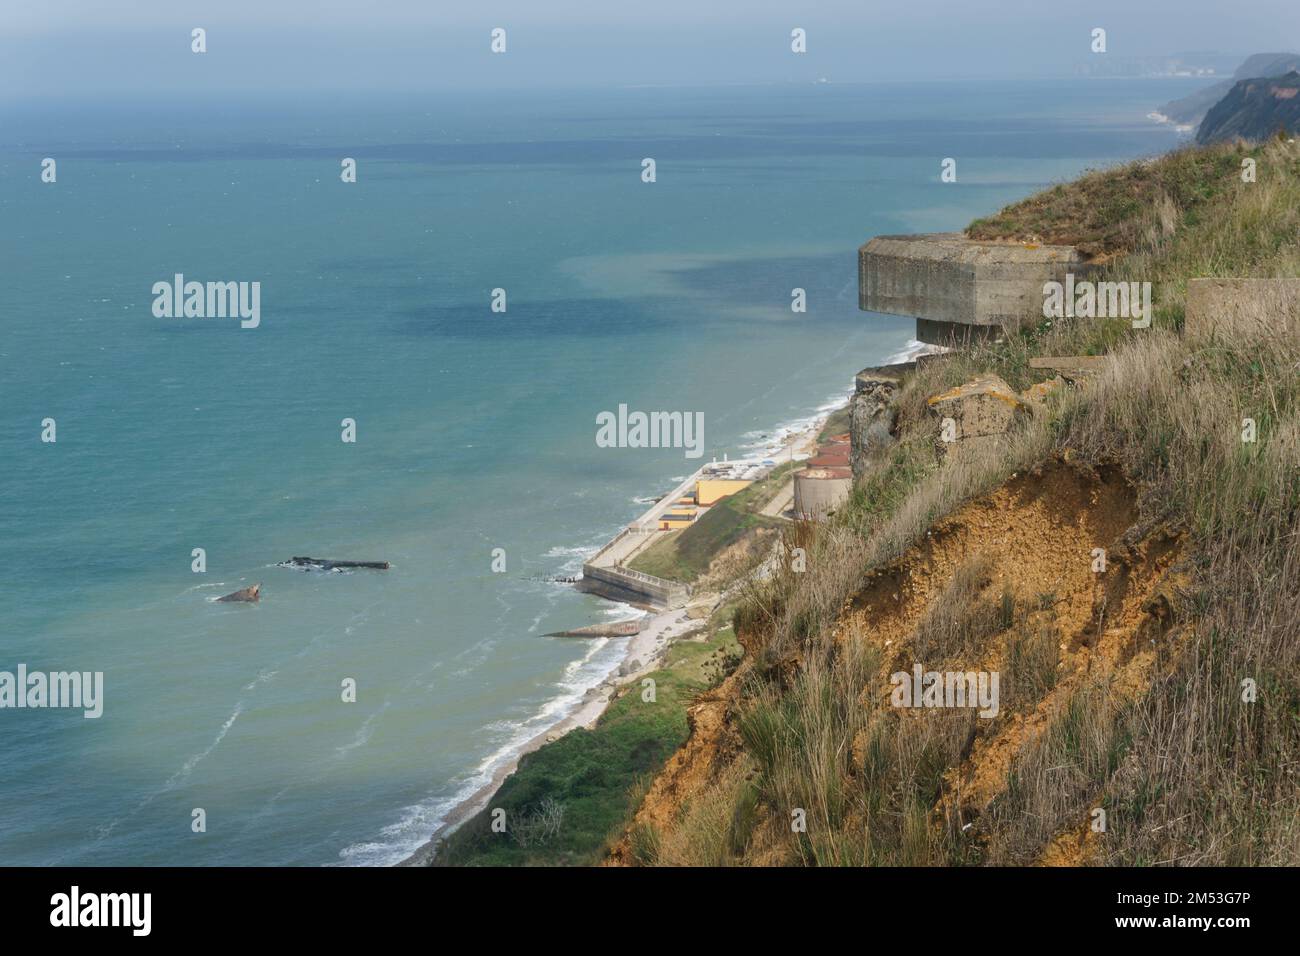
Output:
1146 110 1196 134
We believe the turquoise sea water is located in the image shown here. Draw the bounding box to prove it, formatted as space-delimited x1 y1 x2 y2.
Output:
0 79 1202 865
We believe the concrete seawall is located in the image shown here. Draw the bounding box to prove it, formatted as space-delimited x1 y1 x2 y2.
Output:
577 562 689 609
579 521 692 609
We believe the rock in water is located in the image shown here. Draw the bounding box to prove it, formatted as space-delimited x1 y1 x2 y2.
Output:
217 583 261 603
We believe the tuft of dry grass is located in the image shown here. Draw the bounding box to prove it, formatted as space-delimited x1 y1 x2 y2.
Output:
912 554 1005 663
1002 619 1060 713
737 634 979 866
651 759 761 866
983 678 1127 864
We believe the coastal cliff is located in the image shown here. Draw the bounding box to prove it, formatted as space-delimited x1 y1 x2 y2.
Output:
609 137 1300 866
1158 52 1300 127
1197 71 1300 143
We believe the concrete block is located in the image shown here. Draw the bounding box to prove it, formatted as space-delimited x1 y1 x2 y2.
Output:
851 366 904 480
1028 355 1108 384
860 233 1087 345
1021 375 1067 411
927 374 1029 460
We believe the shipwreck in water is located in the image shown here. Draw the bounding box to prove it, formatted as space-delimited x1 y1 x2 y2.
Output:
279 556 391 571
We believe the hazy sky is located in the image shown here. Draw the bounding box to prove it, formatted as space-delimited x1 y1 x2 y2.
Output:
3 1 1298 99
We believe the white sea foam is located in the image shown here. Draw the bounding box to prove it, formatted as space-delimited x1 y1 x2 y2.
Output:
544 539 605 577
544 544 597 558
243 669 278 691
167 702 243 788
737 389 849 460
92 699 247 847
602 602 643 620
338 622 632 866
183 581 225 594
883 337 947 366
336 703 388 757
740 338 933 463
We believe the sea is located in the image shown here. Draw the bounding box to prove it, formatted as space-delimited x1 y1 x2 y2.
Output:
0 77 1205 865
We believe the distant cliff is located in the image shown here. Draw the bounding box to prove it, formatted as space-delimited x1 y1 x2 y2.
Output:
1197 71 1300 143
1159 52 1300 126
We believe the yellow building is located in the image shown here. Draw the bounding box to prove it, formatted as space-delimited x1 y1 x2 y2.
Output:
659 509 696 530
695 478 751 506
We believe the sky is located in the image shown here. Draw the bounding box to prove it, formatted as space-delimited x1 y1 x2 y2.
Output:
2 1 1299 98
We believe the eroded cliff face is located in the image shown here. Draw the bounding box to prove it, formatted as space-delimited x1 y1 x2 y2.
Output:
612 460 1188 866
1197 70 1300 144
606 664 747 866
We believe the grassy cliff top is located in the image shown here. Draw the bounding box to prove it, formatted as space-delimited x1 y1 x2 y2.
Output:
965 141 1269 260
